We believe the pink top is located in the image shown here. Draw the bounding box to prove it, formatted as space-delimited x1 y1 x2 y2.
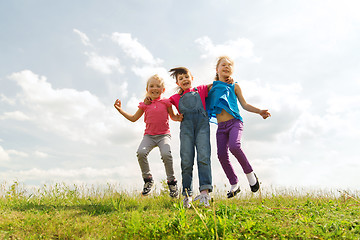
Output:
169 85 208 113
138 98 171 136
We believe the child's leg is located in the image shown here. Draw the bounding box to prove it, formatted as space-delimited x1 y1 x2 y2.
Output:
216 124 239 185
195 121 212 193
228 120 253 174
180 122 195 196
136 135 157 179
156 134 175 182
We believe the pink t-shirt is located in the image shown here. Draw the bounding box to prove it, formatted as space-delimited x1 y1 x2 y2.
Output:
138 98 171 136
169 85 208 113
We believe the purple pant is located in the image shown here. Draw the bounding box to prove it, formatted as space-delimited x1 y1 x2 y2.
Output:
216 118 253 185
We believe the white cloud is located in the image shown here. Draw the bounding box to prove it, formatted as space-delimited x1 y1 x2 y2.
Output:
7 70 129 145
0 111 31 121
0 94 15 105
111 33 163 65
131 66 167 79
230 78 308 142
0 146 10 162
73 30 125 75
85 52 124 74
325 95 360 136
0 166 137 187
8 149 28 158
326 95 360 115
34 151 48 158
286 112 327 143
112 81 129 99
73 29 92 46
240 79 306 112
131 65 177 96
125 94 144 113
195 36 262 62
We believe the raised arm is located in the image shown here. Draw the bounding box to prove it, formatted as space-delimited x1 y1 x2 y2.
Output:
114 99 144 122
234 83 271 119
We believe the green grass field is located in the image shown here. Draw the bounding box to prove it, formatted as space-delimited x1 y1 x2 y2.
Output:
0 181 359 239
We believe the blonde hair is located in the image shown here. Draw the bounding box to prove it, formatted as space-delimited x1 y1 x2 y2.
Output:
215 56 234 80
146 74 165 89
145 74 165 97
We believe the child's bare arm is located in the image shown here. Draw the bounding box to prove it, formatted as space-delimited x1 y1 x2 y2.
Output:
234 84 271 119
167 106 183 122
114 99 144 122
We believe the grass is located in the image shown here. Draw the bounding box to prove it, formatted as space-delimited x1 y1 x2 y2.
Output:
0 181 359 239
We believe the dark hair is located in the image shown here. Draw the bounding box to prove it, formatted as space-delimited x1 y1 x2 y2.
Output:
169 67 190 82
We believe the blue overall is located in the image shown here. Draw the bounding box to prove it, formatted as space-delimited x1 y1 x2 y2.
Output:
178 88 212 196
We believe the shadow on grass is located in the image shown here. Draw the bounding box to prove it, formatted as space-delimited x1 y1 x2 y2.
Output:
2 194 178 216
3 201 117 216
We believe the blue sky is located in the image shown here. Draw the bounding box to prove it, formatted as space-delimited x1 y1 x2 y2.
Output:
1 0 360 193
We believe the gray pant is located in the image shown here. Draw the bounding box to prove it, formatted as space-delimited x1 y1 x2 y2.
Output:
136 134 175 181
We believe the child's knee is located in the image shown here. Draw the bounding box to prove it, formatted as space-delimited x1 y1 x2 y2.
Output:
228 142 241 153
217 149 228 160
137 148 148 159
161 151 172 162
181 163 194 173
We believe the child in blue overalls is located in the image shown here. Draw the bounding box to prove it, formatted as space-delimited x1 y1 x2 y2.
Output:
169 67 213 208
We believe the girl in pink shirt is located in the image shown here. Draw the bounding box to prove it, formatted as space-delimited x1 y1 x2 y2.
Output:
114 74 183 197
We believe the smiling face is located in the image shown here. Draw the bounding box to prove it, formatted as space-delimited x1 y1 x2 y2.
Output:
146 77 165 100
216 57 234 81
176 72 193 92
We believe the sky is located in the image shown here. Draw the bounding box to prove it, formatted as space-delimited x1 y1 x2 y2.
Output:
1 0 360 194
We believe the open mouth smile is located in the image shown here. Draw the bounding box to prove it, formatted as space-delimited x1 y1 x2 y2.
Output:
182 81 190 87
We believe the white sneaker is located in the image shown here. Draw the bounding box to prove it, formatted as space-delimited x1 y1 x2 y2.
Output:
194 194 211 207
183 196 192 208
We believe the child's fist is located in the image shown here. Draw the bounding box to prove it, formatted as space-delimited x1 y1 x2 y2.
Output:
144 96 152 105
114 99 122 109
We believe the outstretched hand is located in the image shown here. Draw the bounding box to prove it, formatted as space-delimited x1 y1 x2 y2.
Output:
259 109 271 119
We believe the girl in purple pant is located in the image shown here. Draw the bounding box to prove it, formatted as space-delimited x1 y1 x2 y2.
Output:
206 56 271 198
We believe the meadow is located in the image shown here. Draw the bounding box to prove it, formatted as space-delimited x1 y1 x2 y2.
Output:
0 181 359 239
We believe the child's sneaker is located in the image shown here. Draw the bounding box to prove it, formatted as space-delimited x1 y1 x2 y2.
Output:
167 179 179 198
227 187 240 198
142 178 154 196
194 194 211 207
250 174 260 193
183 196 192 208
